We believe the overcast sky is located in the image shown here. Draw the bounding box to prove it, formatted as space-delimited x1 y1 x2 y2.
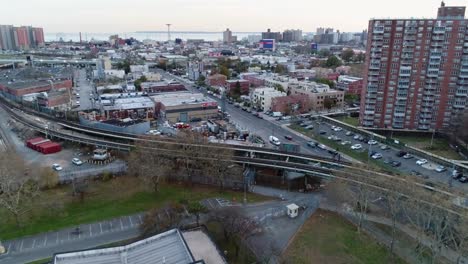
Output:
1 0 466 33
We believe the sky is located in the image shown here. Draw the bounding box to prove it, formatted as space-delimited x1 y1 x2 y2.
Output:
1 0 467 33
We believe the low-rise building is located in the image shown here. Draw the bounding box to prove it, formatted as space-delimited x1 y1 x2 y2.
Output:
36 90 70 109
141 81 186 94
151 92 218 123
53 228 226 264
240 73 264 87
289 81 344 111
101 96 155 119
206 74 227 87
226 79 250 95
251 87 286 111
336 75 363 96
271 95 311 114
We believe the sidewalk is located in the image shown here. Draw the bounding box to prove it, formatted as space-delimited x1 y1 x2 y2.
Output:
0 213 145 264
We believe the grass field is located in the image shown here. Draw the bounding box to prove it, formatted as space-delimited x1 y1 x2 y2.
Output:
283 209 407 264
393 135 461 160
334 116 360 127
290 124 400 174
0 176 269 240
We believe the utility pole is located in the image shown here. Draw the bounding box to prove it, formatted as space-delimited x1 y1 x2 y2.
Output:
166 24 172 42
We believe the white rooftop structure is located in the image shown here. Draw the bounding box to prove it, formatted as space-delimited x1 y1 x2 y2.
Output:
286 203 299 218
101 96 154 111
53 229 195 264
151 92 216 107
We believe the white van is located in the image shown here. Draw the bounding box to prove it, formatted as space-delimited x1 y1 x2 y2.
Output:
269 136 281 146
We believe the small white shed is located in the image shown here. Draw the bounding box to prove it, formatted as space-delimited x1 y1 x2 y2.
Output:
286 203 299 218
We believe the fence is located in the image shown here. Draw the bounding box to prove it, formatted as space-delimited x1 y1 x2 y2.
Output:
59 162 128 183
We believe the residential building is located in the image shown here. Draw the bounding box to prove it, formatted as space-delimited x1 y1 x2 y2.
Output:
259 39 276 51
206 74 227 86
282 29 303 42
360 3 468 130
247 34 262 43
337 75 364 95
289 81 345 111
223 28 233 43
251 87 286 111
226 79 250 95
187 61 205 81
271 95 311 114
241 73 265 87
151 92 218 123
0 25 44 50
262 28 282 42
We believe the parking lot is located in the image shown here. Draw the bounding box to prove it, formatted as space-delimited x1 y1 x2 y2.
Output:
290 117 468 190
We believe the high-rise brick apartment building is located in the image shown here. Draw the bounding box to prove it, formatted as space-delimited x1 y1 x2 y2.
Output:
360 3 468 131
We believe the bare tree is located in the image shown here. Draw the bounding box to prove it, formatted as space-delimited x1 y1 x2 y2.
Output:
139 203 185 238
38 167 59 189
0 152 40 227
174 130 208 187
129 139 176 192
187 202 208 226
203 146 241 191
210 207 259 259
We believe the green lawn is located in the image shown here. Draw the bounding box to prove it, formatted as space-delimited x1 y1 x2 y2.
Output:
25 258 53 264
0 176 269 240
283 209 407 264
290 124 400 174
394 135 461 160
334 116 360 127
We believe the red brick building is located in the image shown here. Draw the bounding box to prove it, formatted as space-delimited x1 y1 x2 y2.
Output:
141 81 186 94
0 79 72 98
37 90 70 108
271 95 311 114
226 80 250 95
360 3 468 130
241 73 265 87
206 74 227 87
336 76 363 96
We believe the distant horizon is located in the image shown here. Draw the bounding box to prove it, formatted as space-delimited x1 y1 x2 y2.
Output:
2 0 465 33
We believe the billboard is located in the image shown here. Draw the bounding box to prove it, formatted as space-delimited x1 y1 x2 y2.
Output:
260 39 275 50
311 43 318 52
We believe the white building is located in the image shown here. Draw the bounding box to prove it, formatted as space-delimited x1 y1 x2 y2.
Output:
251 87 286 111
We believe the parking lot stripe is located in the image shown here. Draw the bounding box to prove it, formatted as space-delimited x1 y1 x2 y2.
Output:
100 223 103 234
56 232 58 244
129 216 133 226
110 221 113 230
44 234 47 247
138 215 142 224
120 218 124 230
89 225 92 237
20 240 23 251
7 243 11 254
32 239 36 249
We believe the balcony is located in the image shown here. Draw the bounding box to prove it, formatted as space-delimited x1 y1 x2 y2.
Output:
423 96 435 102
394 112 405 117
420 108 432 113
420 113 433 119
373 27 385 34
453 104 466 109
372 35 384 40
433 27 445 34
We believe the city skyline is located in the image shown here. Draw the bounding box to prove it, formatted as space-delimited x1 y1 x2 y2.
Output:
1 0 466 33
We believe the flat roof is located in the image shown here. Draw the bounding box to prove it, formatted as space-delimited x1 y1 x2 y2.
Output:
54 229 195 264
102 96 154 111
151 92 216 107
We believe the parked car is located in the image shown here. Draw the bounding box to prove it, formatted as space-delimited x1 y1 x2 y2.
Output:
452 171 463 179
371 153 383 159
358 136 365 141
333 127 343 132
396 151 408 157
380 145 390 150
351 144 362 150
403 154 414 159
52 163 63 171
459 176 468 183
416 159 428 165
284 135 293 140
435 165 446 173
72 158 83 166
345 131 353 136
319 130 327 135
341 141 352 146
317 144 327 150
353 135 360 140
391 161 402 167
367 140 378 145
307 141 317 148
305 125 314 130
328 149 339 155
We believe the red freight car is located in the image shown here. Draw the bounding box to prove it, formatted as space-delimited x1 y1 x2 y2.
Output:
36 141 61 154
26 137 45 149
29 138 51 150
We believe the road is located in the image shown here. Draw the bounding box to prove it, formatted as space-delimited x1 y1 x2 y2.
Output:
74 68 95 111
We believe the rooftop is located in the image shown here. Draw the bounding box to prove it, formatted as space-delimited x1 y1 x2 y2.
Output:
101 96 154 111
53 229 195 264
151 92 217 107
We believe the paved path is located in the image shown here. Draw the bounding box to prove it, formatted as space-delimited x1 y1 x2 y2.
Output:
0 213 145 264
